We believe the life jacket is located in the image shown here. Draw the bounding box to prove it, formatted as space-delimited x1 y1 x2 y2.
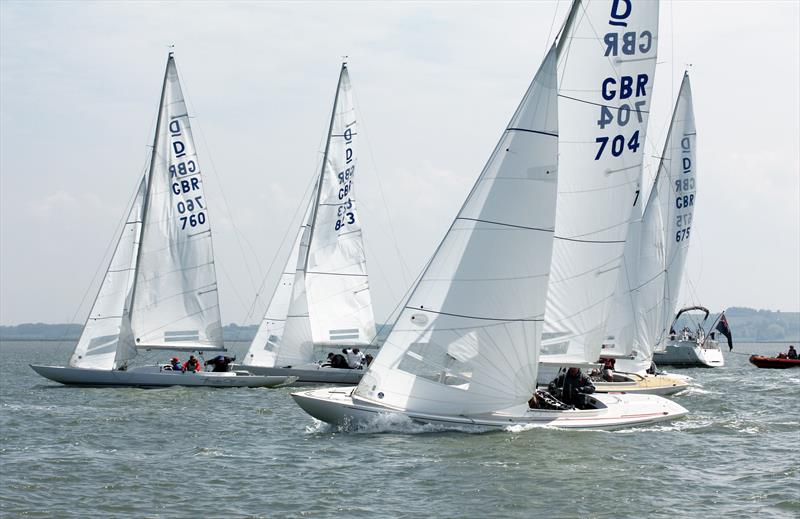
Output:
184 359 201 372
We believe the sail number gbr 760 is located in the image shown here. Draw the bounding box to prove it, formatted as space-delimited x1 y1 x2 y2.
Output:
168 119 206 231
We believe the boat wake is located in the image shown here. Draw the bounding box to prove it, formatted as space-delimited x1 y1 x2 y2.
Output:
678 385 716 396
303 414 494 435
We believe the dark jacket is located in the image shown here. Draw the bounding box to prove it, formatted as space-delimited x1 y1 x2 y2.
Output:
205 356 235 372
548 370 595 405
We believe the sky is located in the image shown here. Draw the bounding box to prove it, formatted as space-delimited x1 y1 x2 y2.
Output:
1 0 798 327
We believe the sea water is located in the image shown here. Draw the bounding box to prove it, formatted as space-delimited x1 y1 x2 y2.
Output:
1 341 798 518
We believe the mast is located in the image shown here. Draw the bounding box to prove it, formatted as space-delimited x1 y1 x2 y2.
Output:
555 0 581 58
303 62 347 272
128 52 172 317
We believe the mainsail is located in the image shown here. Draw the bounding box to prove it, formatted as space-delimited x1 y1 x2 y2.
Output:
354 47 559 416
130 54 224 351
70 178 145 370
542 0 659 365
248 63 376 367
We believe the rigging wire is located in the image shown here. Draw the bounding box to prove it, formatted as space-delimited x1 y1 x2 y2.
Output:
350 67 413 290
240 102 332 325
54 148 153 358
242 166 319 325
178 64 257 320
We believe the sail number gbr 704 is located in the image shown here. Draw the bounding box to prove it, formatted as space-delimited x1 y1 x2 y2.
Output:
594 74 648 161
168 119 206 231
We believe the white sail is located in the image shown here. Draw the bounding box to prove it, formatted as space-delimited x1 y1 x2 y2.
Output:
353 47 559 416
604 72 696 367
646 72 697 348
542 0 659 365
275 205 315 366
70 177 146 369
304 64 376 347
130 54 224 351
244 205 310 367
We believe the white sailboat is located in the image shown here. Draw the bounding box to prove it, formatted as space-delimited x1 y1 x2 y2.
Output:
293 3 687 429
31 53 290 388
594 73 700 391
655 306 725 368
239 63 376 384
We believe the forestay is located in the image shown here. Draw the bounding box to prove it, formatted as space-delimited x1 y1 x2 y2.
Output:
70 178 146 370
542 0 659 365
304 64 376 348
354 47 559 416
130 54 224 351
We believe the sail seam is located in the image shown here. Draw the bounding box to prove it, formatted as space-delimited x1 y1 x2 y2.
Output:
505 127 558 138
306 271 368 277
405 306 543 323
455 217 554 233
558 94 651 113
554 236 624 244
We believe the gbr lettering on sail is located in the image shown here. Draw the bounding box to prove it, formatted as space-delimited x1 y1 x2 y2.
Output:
168 119 207 231
594 0 654 161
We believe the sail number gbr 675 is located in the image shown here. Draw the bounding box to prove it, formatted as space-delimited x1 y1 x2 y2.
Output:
594 1 653 161
168 119 206 231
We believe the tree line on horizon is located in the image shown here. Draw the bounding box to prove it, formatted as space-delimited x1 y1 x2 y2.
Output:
1 307 798 343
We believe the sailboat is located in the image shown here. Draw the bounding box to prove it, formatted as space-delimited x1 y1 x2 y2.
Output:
654 306 725 367
31 53 291 388
591 73 699 391
292 1 687 429
237 63 377 385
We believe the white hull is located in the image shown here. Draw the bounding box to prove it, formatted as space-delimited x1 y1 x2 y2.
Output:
654 339 725 368
592 371 691 396
232 363 364 385
30 364 292 388
291 387 688 430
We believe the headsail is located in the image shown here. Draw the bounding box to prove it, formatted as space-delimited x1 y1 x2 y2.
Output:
70 177 145 369
304 64 376 347
244 203 311 367
354 47 559 416
542 0 659 365
130 54 224 351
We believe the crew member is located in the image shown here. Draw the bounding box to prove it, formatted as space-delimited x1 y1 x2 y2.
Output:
548 367 596 407
183 355 202 373
205 355 235 372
